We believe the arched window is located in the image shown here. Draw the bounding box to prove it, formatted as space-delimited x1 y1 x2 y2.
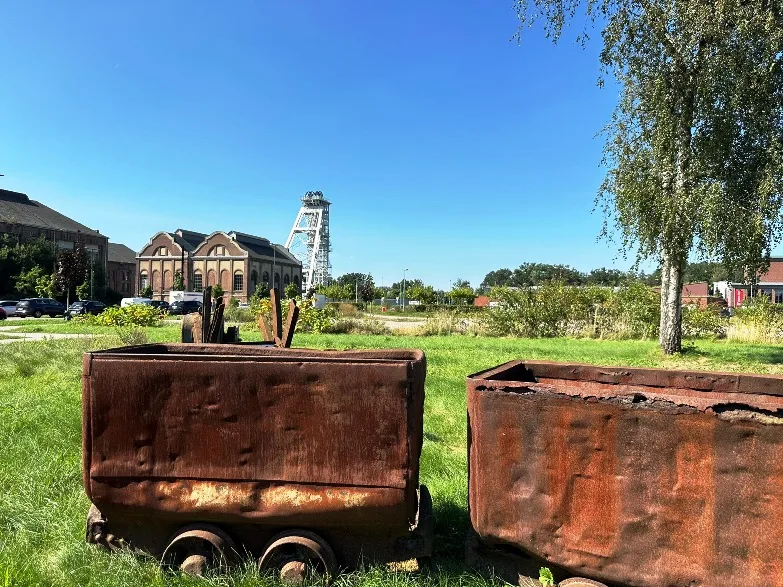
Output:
251 270 258 286
284 274 290 286
164 270 172 290
140 271 148 290
207 269 216 286
152 270 161 291
274 273 280 291
294 275 301 289
193 271 203 291
233 271 243 292
221 269 231 292
262 271 269 285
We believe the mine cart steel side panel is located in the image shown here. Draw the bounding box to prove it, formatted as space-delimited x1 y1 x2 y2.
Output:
83 344 425 530
467 360 783 587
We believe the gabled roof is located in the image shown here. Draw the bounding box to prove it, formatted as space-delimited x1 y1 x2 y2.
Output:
0 189 104 238
108 243 137 264
174 229 208 251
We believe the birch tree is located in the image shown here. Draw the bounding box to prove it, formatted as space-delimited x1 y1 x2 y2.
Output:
516 0 783 353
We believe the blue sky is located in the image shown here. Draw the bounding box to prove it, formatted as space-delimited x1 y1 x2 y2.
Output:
2 1 633 290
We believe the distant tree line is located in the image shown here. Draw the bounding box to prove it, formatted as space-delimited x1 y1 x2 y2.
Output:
480 262 744 291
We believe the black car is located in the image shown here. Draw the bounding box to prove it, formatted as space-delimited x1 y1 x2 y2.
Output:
169 300 202 315
147 300 171 312
67 300 107 317
15 298 66 318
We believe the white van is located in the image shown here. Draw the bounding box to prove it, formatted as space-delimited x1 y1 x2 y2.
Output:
168 291 204 304
120 297 152 308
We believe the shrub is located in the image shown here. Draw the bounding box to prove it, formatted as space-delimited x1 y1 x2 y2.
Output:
483 281 659 339
728 296 783 342
252 297 337 334
77 304 164 327
682 304 727 339
228 297 239 308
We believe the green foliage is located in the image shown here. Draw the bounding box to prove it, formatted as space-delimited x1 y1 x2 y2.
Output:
76 281 90 301
34 272 59 298
728 296 783 342
284 282 299 299
78 304 164 327
114 325 150 346
228 297 240 308
539 567 555 587
211 284 224 299
172 270 185 291
682 305 727 339
252 296 337 334
318 283 353 301
14 266 48 297
485 281 661 339
0 234 56 295
517 0 783 353
139 284 153 299
448 286 475 306
407 284 438 305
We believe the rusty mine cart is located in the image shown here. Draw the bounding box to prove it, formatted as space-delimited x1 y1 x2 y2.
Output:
82 343 432 582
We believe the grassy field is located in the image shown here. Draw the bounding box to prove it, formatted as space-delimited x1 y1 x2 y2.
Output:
3 326 783 586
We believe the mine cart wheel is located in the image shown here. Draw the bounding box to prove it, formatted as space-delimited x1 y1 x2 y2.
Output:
161 524 237 577
258 529 337 585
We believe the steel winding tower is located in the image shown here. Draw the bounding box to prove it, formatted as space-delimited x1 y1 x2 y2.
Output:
285 191 331 293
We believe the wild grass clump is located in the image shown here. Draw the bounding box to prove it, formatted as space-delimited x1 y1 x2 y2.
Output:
327 318 391 335
418 310 483 336
727 297 783 343
114 325 150 346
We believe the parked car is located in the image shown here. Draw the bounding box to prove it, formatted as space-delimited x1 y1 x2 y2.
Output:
147 300 170 312
15 298 66 318
0 307 6 320
0 300 19 316
169 300 202 315
67 300 107 317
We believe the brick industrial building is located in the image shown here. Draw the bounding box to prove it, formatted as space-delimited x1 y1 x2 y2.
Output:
136 229 302 302
715 258 783 307
107 243 137 297
0 188 108 270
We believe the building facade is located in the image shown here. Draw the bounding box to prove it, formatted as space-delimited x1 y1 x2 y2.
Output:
0 188 108 270
136 229 302 302
107 243 137 296
714 258 783 307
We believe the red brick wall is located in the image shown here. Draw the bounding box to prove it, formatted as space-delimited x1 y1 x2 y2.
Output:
759 259 783 282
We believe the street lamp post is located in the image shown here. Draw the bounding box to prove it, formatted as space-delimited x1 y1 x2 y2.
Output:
402 268 408 313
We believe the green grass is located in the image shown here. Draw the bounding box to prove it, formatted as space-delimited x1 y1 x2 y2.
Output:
3 328 783 585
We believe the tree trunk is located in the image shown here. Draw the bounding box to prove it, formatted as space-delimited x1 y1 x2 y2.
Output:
659 250 684 354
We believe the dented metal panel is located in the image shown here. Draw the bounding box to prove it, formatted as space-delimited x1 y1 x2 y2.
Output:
468 360 783 587
83 344 425 533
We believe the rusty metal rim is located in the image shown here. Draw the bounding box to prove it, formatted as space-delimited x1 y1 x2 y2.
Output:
161 524 237 575
258 529 337 583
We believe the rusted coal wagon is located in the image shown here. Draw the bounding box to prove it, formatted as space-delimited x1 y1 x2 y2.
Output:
467 360 783 587
83 343 432 580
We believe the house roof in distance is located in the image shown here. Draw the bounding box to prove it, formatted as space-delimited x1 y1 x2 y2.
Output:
108 243 137 264
0 189 104 238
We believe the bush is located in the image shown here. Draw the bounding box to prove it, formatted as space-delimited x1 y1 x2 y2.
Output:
252 297 337 334
682 304 727 339
77 304 164 327
484 281 660 339
728 296 783 342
